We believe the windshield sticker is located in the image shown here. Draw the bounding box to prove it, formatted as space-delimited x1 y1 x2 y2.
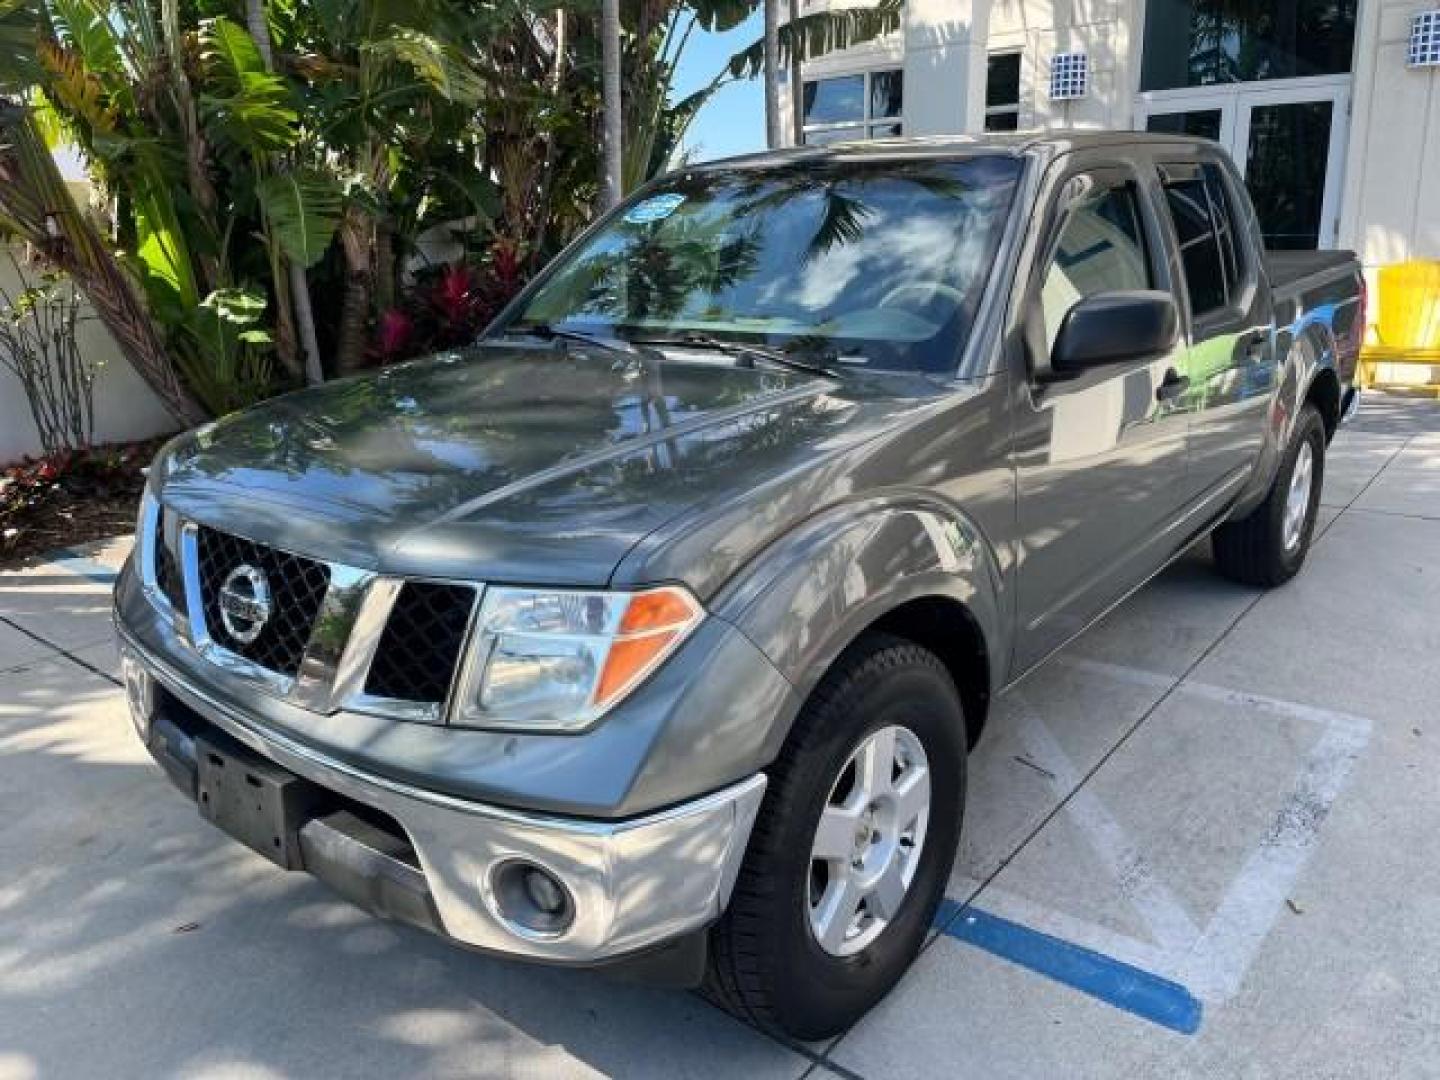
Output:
624 193 686 225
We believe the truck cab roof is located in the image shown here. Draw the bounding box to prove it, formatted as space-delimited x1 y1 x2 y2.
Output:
686 131 1225 173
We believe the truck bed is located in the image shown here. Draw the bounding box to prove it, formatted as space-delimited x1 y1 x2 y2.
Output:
1264 248 1365 388
1265 249 1358 293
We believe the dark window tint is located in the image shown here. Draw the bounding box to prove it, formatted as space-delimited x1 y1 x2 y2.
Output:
803 76 865 125
1145 108 1222 141
1243 100 1333 249
870 69 903 119
1141 0 1357 90
1041 180 1152 352
1161 162 1241 315
985 52 1022 131
512 157 1024 375
986 53 1021 106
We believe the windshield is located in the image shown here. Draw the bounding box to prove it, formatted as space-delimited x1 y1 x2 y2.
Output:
504 155 1023 375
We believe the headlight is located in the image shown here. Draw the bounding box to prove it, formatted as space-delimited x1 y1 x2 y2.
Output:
451 586 704 732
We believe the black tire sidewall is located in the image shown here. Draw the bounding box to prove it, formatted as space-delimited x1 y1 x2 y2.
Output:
1272 404 1326 578
756 651 966 1036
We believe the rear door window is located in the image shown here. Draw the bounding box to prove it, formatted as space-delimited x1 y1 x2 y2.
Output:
1161 162 1243 317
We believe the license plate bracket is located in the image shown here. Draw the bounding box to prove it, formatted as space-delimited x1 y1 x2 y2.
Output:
196 734 321 870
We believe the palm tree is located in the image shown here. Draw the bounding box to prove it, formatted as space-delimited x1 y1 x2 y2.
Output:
243 0 323 387
789 0 804 145
601 0 624 210
763 0 781 148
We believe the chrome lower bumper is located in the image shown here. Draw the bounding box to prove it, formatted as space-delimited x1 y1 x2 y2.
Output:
118 629 766 966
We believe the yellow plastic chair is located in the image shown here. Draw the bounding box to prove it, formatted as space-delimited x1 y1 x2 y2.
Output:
1360 261 1440 394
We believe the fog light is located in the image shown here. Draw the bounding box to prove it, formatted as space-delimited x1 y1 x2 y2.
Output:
488 859 576 938
121 655 154 741
523 867 566 914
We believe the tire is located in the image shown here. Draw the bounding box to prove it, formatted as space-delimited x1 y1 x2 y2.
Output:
704 632 967 1040
1212 401 1326 588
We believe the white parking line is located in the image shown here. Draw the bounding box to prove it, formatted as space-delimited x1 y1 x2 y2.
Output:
973 656 1372 1004
1016 708 1203 952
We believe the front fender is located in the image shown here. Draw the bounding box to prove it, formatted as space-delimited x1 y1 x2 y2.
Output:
712 494 1008 719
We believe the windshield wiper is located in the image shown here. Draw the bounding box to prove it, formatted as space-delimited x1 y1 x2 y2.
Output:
628 332 839 379
503 323 666 364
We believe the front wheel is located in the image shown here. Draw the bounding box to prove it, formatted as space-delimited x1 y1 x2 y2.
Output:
704 633 966 1040
1212 401 1326 587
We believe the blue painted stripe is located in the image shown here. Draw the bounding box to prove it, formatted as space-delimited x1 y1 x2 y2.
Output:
934 900 1203 1035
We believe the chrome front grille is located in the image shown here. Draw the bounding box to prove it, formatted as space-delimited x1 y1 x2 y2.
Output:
138 494 481 721
195 527 331 678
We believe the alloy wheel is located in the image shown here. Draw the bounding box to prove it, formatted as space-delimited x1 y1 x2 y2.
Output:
806 724 931 957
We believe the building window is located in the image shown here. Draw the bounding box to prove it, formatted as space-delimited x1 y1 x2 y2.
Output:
1140 0 1357 91
985 52 1022 131
802 69 903 144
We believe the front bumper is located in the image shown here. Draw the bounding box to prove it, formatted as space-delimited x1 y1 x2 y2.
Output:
118 628 766 967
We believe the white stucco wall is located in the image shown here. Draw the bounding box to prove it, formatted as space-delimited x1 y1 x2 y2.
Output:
988 0 1141 132
1339 1 1440 266
0 247 178 465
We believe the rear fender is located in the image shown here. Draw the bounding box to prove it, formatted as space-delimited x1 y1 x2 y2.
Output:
1231 320 1337 518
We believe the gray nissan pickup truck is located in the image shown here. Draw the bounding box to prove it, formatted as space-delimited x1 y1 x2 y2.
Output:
115 133 1364 1038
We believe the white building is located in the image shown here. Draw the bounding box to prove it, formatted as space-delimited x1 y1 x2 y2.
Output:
785 0 1440 341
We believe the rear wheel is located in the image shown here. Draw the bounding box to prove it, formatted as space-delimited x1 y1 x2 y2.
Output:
704 633 966 1040
1212 401 1326 587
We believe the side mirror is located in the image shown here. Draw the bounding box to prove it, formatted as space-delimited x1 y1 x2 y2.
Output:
1048 290 1179 378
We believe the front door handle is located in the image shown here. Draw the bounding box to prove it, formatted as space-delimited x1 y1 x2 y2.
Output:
1156 368 1190 403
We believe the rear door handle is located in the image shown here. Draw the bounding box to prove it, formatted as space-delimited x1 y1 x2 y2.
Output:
1156 368 1190 403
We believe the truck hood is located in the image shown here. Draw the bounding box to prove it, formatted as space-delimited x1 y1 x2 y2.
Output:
155 346 928 586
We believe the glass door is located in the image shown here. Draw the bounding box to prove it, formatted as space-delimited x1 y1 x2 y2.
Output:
1230 82 1350 250
1135 76 1350 249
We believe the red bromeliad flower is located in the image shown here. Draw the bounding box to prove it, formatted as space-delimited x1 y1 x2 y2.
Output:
377 308 414 360
433 263 478 327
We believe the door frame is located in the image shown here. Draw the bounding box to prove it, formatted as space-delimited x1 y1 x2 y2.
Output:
1134 74 1351 247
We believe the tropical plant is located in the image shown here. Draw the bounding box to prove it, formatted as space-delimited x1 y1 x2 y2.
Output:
0 0 904 425
621 0 904 193
0 249 97 455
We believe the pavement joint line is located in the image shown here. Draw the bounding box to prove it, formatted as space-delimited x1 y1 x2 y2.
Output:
0 614 120 688
785 1044 869 1080
1331 432 1414 516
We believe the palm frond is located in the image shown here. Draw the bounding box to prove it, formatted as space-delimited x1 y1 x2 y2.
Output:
0 0 43 93
257 169 343 268
199 16 298 155
727 0 903 80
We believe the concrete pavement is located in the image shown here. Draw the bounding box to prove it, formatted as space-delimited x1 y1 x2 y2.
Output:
2 393 1438 1079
